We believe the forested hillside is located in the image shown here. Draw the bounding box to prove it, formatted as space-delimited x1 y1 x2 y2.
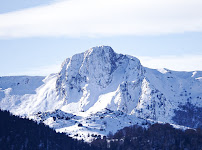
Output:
92 123 202 150
0 110 93 150
1 109 202 150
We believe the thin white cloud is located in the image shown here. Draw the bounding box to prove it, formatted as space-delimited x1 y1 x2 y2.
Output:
0 0 202 38
138 55 202 71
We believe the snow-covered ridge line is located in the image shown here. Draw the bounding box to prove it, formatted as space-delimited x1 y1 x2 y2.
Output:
0 46 202 142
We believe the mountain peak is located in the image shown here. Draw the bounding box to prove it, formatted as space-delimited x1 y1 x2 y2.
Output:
55 46 145 113
86 45 114 55
83 45 117 63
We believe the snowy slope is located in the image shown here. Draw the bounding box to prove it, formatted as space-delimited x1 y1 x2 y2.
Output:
0 76 44 112
0 46 202 141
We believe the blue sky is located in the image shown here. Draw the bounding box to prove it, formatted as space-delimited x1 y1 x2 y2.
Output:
0 0 202 76
0 0 55 14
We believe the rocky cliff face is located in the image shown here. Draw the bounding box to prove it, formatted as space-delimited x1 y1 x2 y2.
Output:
55 46 144 113
0 46 202 141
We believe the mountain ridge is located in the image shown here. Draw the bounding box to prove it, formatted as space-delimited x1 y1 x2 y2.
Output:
0 46 202 141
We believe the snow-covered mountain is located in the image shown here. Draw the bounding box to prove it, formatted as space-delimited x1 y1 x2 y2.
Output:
0 46 202 141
